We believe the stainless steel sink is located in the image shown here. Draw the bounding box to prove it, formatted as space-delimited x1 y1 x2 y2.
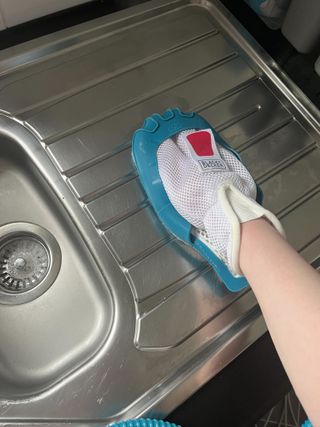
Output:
0 0 319 424
0 120 113 398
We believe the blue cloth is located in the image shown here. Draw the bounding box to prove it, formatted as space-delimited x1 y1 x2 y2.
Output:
109 420 180 427
108 417 312 426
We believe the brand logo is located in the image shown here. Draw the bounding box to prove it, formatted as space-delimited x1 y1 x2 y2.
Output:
198 158 228 171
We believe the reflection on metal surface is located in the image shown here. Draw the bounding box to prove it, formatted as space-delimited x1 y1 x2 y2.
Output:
0 0 319 424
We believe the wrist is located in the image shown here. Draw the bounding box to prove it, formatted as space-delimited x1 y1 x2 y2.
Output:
239 218 280 273
216 183 285 276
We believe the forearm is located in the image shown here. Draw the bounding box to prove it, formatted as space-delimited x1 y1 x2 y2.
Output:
240 219 320 426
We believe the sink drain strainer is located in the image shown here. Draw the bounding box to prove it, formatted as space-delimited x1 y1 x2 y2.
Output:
0 223 61 304
0 237 49 292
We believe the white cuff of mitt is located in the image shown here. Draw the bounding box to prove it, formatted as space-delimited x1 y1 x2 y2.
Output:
208 182 285 276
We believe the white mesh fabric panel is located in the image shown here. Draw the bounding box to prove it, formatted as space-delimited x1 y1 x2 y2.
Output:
157 129 257 266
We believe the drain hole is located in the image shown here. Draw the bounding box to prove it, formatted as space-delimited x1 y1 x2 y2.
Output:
0 223 61 304
0 236 50 293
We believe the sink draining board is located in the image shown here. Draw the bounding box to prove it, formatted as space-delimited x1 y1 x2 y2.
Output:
0 0 319 423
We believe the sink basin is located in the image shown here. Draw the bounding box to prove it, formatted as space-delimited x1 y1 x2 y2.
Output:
0 121 113 398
